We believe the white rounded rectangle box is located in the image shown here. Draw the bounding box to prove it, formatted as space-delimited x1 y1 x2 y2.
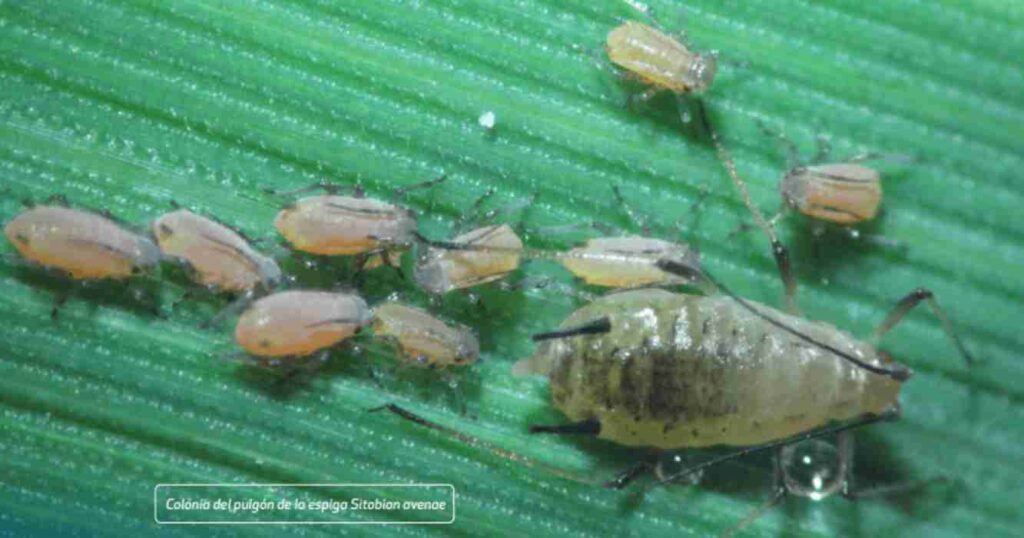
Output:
154 483 455 525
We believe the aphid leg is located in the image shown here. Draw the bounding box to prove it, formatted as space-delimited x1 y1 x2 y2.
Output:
531 317 612 342
43 193 71 207
454 188 497 232
393 173 447 199
698 103 799 313
130 285 166 319
811 133 832 164
50 291 69 320
603 457 656 489
369 403 602 485
626 87 660 109
755 119 802 170
650 407 901 490
846 152 915 165
873 288 974 367
442 370 469 417
201 291 256 329
487 192 538 234
611 185 651 236
722 452 788 538
263 178 350 197
527 418 601 436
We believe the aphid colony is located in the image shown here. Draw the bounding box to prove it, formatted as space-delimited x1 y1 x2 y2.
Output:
2 17 975 536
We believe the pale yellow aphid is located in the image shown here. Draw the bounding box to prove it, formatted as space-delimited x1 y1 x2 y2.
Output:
414 224 523 294
558 236 700 288
274 195 416 260
515 288 902 449
153 209 281 293
372 302 479 368
4 205 160 280
234 290 370 358
606 21 717 94
780 163 882 225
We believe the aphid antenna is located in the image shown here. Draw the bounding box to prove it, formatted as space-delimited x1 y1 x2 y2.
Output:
696 102 799 313
393 173 447 199
611 185 651 236
648 406 902 491
368 403 603 486
657 259 911 381
201 291 256 330
532 317 613 342
847 151 916 165
872 287 974 367
263 178 354 198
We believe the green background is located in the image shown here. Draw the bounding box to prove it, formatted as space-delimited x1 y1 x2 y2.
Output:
1 0 1021 536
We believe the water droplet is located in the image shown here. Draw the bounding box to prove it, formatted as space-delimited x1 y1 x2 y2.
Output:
781 439 844 501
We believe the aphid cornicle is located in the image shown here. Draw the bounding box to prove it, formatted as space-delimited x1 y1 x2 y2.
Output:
152 209 281 293
414 224 524 294
606 21 717 95
234 290 370 359
372 302 479 367
558 236 700 289
4 205 160 280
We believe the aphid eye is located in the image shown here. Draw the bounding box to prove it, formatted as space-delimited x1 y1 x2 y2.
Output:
131 265 143 275
158 223 174 238
13 233 29 245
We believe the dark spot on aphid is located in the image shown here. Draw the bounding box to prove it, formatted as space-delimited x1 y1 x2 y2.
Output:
259 339 271 348
131 265 142 275
662 423 671 434
158 223 173 238
691 428 699 438
721 427 727 433
14 233 29 245
701 318 710 335
752 420 761 429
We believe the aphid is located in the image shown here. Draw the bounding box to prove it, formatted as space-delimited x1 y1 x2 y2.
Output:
558 236 699 289
606 21 717 96
5 205 160 280
4 203 161 318
413 189 534 295
234 290 370 360
553 185 705 290
272 176 445 270
517 262 970 486
371 302 479 368
152 208 281 294
760 121 898 226
413 224 524 294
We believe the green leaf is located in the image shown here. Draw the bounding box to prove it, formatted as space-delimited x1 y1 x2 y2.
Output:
1 0 1021 536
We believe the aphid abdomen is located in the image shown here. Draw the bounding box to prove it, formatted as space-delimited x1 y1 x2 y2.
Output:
781 164 882 224
153 209 280 292
414 224 523 294
274 196 416 256
372 302 479 367
4 206 159 279
234 290 370 358
606 21 716 93
559 236 699 288
520 290 900 449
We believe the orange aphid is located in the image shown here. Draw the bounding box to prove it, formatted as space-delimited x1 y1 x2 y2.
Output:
234 290 370 358
372 302 479 368
4 205 160 280
414 224 523 294
780 164 883 225
558 236 700 288
606 21 717 94
153 209 281 293
274 195 416 257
